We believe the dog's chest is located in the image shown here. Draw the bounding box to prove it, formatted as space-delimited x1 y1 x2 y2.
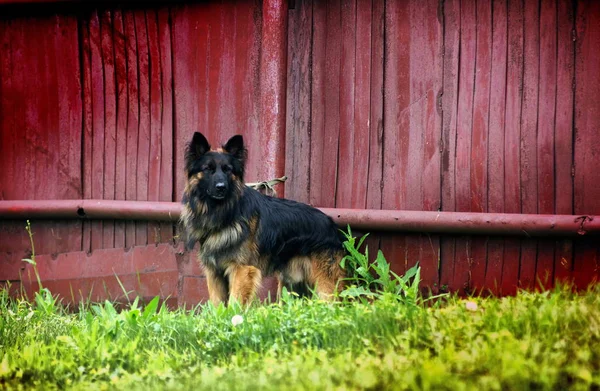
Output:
199 223 246 267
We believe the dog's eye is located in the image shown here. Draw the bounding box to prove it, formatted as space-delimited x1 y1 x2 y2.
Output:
200 165 213 172
222 165 232 173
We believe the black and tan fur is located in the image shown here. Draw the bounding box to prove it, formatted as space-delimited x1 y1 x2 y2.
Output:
180 132 345 306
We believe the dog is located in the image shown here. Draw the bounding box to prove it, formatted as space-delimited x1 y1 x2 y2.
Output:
180 132 346 306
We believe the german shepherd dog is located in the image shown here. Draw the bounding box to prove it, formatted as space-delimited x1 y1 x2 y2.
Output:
180 132 345 306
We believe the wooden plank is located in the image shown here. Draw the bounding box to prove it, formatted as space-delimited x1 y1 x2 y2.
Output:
0 21 44 259
439 0 460 293
573 0 600 286
366 0 384 211
54 14 83 252
469 0 492 292
554 0 575 285
335 0 356 208
322 0 341 207
574 0 600 216
501 0 524 295
535 0 558 289
450 0 477 295
309 0 326 206
89 11 105 251
241 0 263 184
410 0 442 293
134 10 150 246
518 0 540 291
0 19 15 202
217 2 236 144
101 10 116 249
206 3 225 142
233 1 251 178
113 9 128 249
285 0 313 204
352 0 372 210
381 0 410 277
146 10 162 245
158 7 174 242
36 18 56 255
81 16 93 253
171 3 210 202
485 0 508 293
382 0 409 212
123 10 139 248
471 0 491 214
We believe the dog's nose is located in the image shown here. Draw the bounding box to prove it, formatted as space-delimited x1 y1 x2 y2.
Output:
215 182 226 191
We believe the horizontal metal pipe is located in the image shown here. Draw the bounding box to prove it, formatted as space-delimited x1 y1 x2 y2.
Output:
0 200 181 221
0 200 597 237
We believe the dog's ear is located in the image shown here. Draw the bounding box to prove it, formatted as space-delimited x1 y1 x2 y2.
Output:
185 132 210 170
223 135 247 163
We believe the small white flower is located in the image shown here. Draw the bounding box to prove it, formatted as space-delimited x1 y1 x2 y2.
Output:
231 315 244 326
465 301 478 312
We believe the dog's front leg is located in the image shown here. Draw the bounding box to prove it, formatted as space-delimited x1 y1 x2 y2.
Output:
226 265 262 306
203 265 229 306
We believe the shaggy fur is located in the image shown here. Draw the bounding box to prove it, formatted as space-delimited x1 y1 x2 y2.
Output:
181 132 345 305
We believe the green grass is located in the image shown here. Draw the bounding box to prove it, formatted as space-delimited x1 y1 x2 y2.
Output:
1 224 599 390
0 284 599 390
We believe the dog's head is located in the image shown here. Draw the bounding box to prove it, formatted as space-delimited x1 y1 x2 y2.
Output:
184 132 247 203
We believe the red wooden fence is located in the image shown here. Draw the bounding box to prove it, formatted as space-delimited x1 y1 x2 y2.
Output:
1 0 599 305
286 0 600 295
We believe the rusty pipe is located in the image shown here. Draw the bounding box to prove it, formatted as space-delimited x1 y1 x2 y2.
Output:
0 200 181 221
0 200 598 237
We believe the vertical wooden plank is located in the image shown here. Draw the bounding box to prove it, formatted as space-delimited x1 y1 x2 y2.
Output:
158 8 174 242
309 0 326 206
206 4 225 142
0 19 14 202
0 21 23 278
171 3 210 202
89 11 105 251
366 0 384 211
469 0 492 293
351 0 372 209
519 0 541 290
218 2 237 143
470 0 491 214
536 0 558 288
382 0 410 276
135 10 150 246
146 10 163 245
573 0 600 287
410 0 442 292
241 1 263 183
38 17 58 256
55 14 83 252
450 0 477 295
285 0 313 204
322 0 341 207
439 0 460 293
363 0 384 266
81 16 93 253
3 20 33 261
124 10 139 248
232 0 262 183
335 0 356 208
113 9 128 249
574 0 600 214
101 10 116 249
504 0 524 214
485 0 508 293
501 0 524 296
554 0 575 285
